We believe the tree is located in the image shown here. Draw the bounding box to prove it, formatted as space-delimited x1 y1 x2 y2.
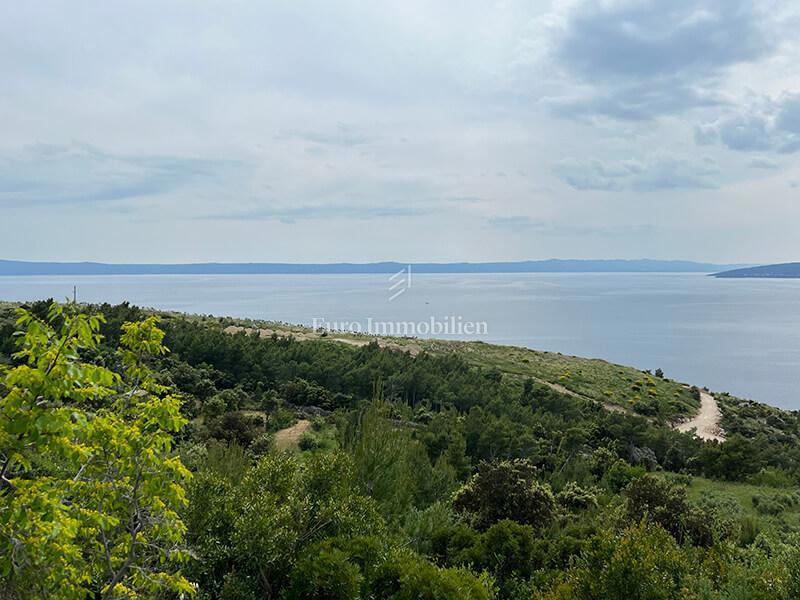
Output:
344 400 449 518
0 304 193 599
452 459 556 530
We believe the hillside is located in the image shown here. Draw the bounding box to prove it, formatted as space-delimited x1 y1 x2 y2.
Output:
221 319 701 420
3 300 800 599
714 262 800 278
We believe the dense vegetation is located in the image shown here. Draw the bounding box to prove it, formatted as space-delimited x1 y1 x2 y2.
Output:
2 300 800 598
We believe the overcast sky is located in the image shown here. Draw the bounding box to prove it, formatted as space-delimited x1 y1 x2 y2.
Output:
2 0 799 263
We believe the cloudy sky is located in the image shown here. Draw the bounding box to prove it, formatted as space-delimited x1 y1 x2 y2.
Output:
2 0 799 263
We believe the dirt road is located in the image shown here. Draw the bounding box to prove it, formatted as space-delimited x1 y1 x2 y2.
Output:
676 391 725 442
273 419 311 451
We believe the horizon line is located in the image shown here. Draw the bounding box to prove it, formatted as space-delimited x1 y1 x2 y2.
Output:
0 257 755 276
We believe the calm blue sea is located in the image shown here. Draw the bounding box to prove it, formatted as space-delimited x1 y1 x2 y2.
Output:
1 273 799 410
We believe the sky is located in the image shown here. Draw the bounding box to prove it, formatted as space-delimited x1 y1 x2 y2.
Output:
1 0 799 264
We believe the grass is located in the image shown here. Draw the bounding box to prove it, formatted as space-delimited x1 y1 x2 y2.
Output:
683 475 800 530
423 339 699 419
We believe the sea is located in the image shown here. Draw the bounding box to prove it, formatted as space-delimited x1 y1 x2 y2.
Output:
1 272 799 410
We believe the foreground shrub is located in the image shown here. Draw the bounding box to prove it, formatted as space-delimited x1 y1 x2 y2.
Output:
542 523 688 600
186 451 385 597
0 306 192 599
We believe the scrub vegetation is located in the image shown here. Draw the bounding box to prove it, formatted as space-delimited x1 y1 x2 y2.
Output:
2 301 800 599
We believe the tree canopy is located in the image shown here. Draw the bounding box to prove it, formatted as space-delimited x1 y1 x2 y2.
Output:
0 304 192 599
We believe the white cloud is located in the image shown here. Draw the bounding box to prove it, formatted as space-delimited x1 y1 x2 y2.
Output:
696 93 800 154
554 155 719 191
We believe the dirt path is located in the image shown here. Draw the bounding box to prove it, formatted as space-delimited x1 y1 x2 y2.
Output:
525 375 628 414
273 419 312 451
676 391 725 442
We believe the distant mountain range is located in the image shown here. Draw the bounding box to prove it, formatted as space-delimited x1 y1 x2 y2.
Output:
0 259 749 276
714 263 800 278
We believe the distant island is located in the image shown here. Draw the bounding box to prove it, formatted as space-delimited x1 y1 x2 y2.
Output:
0 258 748 276
714 262 800 278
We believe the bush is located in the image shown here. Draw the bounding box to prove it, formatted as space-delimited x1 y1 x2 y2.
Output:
624 475 716 546
633 397 658 416
373 549 493 600
285 535 389 599
203 395 227 419
267 407 297 432
220 572 261 600
429 519 537 583
603 459 645 492
738 515 761 546
548 523 688 600
694 491 742 542
299 432 321 451
203 441 251 484
402 501 456 556
187 451 385 598
284 545 363 600
543 533 588 570
663 472 693 487
752 490 800 516
748 468 796 488
589 446 617 478
177 440 209 471
452 459 556 530
248 432 275 456
431 523 482 566
207 411 265 446
556 482 598 513
213 386 251 411
473 520 536 580
280 377 337 410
